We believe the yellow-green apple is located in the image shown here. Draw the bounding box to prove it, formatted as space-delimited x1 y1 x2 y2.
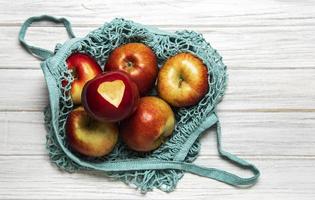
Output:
120 96 175 152
105 43 158 96
157 53 209 107
66 106 118 157
66 53 102 105
82 71 139 122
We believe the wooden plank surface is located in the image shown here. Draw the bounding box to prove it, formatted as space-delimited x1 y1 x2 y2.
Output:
1 0 315 27
0 156 315 199
1 111 315 156
1 68 314 111
2 26 315 69
1 0 315 199
0 111 315 156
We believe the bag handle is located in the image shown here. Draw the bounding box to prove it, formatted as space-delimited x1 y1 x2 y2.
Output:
44 78 260 188
203 117 260 185
19 15 75 60
100 115 259 186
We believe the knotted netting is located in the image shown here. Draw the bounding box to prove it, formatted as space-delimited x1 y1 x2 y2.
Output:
43 18 227 192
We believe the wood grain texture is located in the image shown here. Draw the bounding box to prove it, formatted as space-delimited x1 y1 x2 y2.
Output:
1 0 315 199
0 155 315 199
0 68 314 111
1 111 315 156
3 25 315 69
1 0 315 27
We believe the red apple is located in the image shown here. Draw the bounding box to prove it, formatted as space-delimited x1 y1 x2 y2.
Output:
157 53 209 107
120 96 175 152
66 106 118 157
105 43 158 96
82 71 139 122
66 53 102 105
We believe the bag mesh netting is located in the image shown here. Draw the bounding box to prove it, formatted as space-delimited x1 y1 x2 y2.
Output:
19 16 259 193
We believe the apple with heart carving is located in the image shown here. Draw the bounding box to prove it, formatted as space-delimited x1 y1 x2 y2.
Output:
82 71 139 122
66 53 102 105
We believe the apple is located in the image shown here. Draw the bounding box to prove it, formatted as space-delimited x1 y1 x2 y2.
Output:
82 71 139 122
105 43 158 96
157 52 209 107
66 53 102 105
120 96 175 152
66 106 118 157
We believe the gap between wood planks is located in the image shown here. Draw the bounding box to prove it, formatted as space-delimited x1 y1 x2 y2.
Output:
1 108 315 113
1 23 315 28
1 154 315 159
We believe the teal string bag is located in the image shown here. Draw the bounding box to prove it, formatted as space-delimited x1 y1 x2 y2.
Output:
19 15 260 192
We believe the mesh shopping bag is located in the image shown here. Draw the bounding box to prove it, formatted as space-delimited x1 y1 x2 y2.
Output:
19 15 260 192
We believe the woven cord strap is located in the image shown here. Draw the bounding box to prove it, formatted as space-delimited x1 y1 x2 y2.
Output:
32 14 260 187
210 115 260 185
174 113 260 185
19 15 75 60
44 72 260 187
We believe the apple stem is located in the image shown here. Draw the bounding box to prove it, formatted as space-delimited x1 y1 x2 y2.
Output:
126 61 133 67
178 75 184 87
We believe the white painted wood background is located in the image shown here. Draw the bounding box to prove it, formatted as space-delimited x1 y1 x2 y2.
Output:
1 0 315 199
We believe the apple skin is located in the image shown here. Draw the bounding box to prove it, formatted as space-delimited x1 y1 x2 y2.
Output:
157 53 209 107
66 53 102 105
82 71 139 122
105 43 158 96
120 96 175 152
66 106 118 157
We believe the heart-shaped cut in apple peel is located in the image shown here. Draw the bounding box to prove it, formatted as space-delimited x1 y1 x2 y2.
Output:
97 80 125 108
